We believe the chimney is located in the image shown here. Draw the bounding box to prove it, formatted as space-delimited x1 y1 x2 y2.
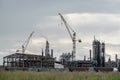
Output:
51 49 53 58
84 56 86 61
89 49 91 61
42 49 44 56
45 40 50 57
115 54 118 67
102 42 105 67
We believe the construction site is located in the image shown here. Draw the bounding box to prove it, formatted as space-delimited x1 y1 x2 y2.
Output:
2 13 120 72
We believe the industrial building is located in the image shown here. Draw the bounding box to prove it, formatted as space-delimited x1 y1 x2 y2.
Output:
60 37 120 72
92 37 120 68
3 40 55 70
3 36 120 72
3 53 54 68
92 37 105 67
2 13 120 72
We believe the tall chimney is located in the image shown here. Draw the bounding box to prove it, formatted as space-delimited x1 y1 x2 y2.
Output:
84 56 86 61
51 49 53 58
42 49 44 56
45 40 50 57
102 42 105 67
89 49 91 61
115 54 118 67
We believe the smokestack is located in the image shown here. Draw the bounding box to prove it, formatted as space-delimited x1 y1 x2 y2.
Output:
42 49 44 56
89 49 91 61
51 49 53 58
115 54 118 67
102 42 105 67
84 56 86 61
45 40 50 57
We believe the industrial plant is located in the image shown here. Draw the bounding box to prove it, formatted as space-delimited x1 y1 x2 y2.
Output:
2 13 120 72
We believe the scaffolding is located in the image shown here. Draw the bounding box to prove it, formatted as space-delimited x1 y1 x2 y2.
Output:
3 53 55 70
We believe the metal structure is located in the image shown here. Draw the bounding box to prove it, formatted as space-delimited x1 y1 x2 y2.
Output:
16 31 34 53
22 31 34 54
3 53 55 70
58 13 81 61
3 35 119 72
92 37 105 67
3 35 55 70
22 31 34 68
16 32 34 69
45 40 50 57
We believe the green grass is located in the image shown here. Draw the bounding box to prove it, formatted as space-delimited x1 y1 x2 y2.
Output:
0 71 120 80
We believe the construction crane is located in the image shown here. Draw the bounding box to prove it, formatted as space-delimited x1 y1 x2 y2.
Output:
16 31 34 53
22 31 34 54
58 13 81 61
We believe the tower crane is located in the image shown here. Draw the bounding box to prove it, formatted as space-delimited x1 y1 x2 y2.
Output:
58 13 81 61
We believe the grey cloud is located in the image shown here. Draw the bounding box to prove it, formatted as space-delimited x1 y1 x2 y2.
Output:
78 24 120 34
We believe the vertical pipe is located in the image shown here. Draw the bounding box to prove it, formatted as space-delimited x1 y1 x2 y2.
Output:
89 49 91 61
51 49 53 58
115 54 118 67
84 56 86 61
102 43 105 67
42 49 44 56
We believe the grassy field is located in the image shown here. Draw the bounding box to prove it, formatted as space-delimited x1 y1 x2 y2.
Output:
0 71 120 80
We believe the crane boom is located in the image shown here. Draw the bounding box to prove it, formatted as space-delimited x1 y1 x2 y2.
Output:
58 13 78 61
58 13 74 40
22 31 34 53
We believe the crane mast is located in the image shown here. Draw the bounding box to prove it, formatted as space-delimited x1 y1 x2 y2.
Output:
58 13 80 61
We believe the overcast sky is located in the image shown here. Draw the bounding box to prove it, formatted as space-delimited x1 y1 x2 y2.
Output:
1 0 120 65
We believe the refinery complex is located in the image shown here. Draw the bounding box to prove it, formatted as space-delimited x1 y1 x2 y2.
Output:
2 13 120 72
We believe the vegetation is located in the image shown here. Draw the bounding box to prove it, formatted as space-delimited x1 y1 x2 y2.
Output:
0 71 120 80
